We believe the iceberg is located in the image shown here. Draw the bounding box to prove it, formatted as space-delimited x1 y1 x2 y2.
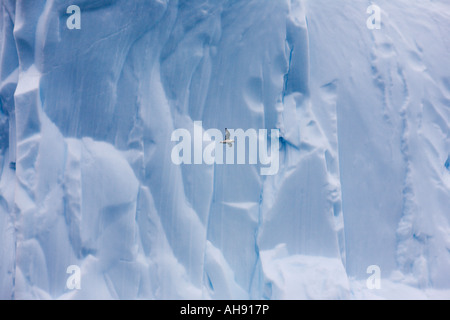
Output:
1 0 450 299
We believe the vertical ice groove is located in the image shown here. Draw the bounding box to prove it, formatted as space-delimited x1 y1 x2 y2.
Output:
34 0 54 72
0 0 18 300
282 42 294 104
395 62 418 274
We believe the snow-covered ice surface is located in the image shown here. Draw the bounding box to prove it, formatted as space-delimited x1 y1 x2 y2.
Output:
0 0 449 299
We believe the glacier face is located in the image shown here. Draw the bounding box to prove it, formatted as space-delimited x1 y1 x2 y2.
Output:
0 0 450 299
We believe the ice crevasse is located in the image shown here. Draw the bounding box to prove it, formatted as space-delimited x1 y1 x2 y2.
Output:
0 0 450 299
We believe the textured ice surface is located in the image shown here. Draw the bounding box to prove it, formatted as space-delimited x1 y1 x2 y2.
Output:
1 0 450 299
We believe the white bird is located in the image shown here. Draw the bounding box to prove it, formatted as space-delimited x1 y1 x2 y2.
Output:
220 128 235 147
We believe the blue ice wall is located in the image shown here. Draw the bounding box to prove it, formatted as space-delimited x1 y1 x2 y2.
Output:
1 0 450 299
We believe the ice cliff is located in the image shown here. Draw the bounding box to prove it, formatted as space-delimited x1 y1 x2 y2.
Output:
1 0 450 299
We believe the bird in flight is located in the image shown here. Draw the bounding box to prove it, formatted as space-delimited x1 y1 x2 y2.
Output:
220 128 235 147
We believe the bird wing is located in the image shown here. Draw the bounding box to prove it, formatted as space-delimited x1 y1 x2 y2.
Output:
225 129 230 140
